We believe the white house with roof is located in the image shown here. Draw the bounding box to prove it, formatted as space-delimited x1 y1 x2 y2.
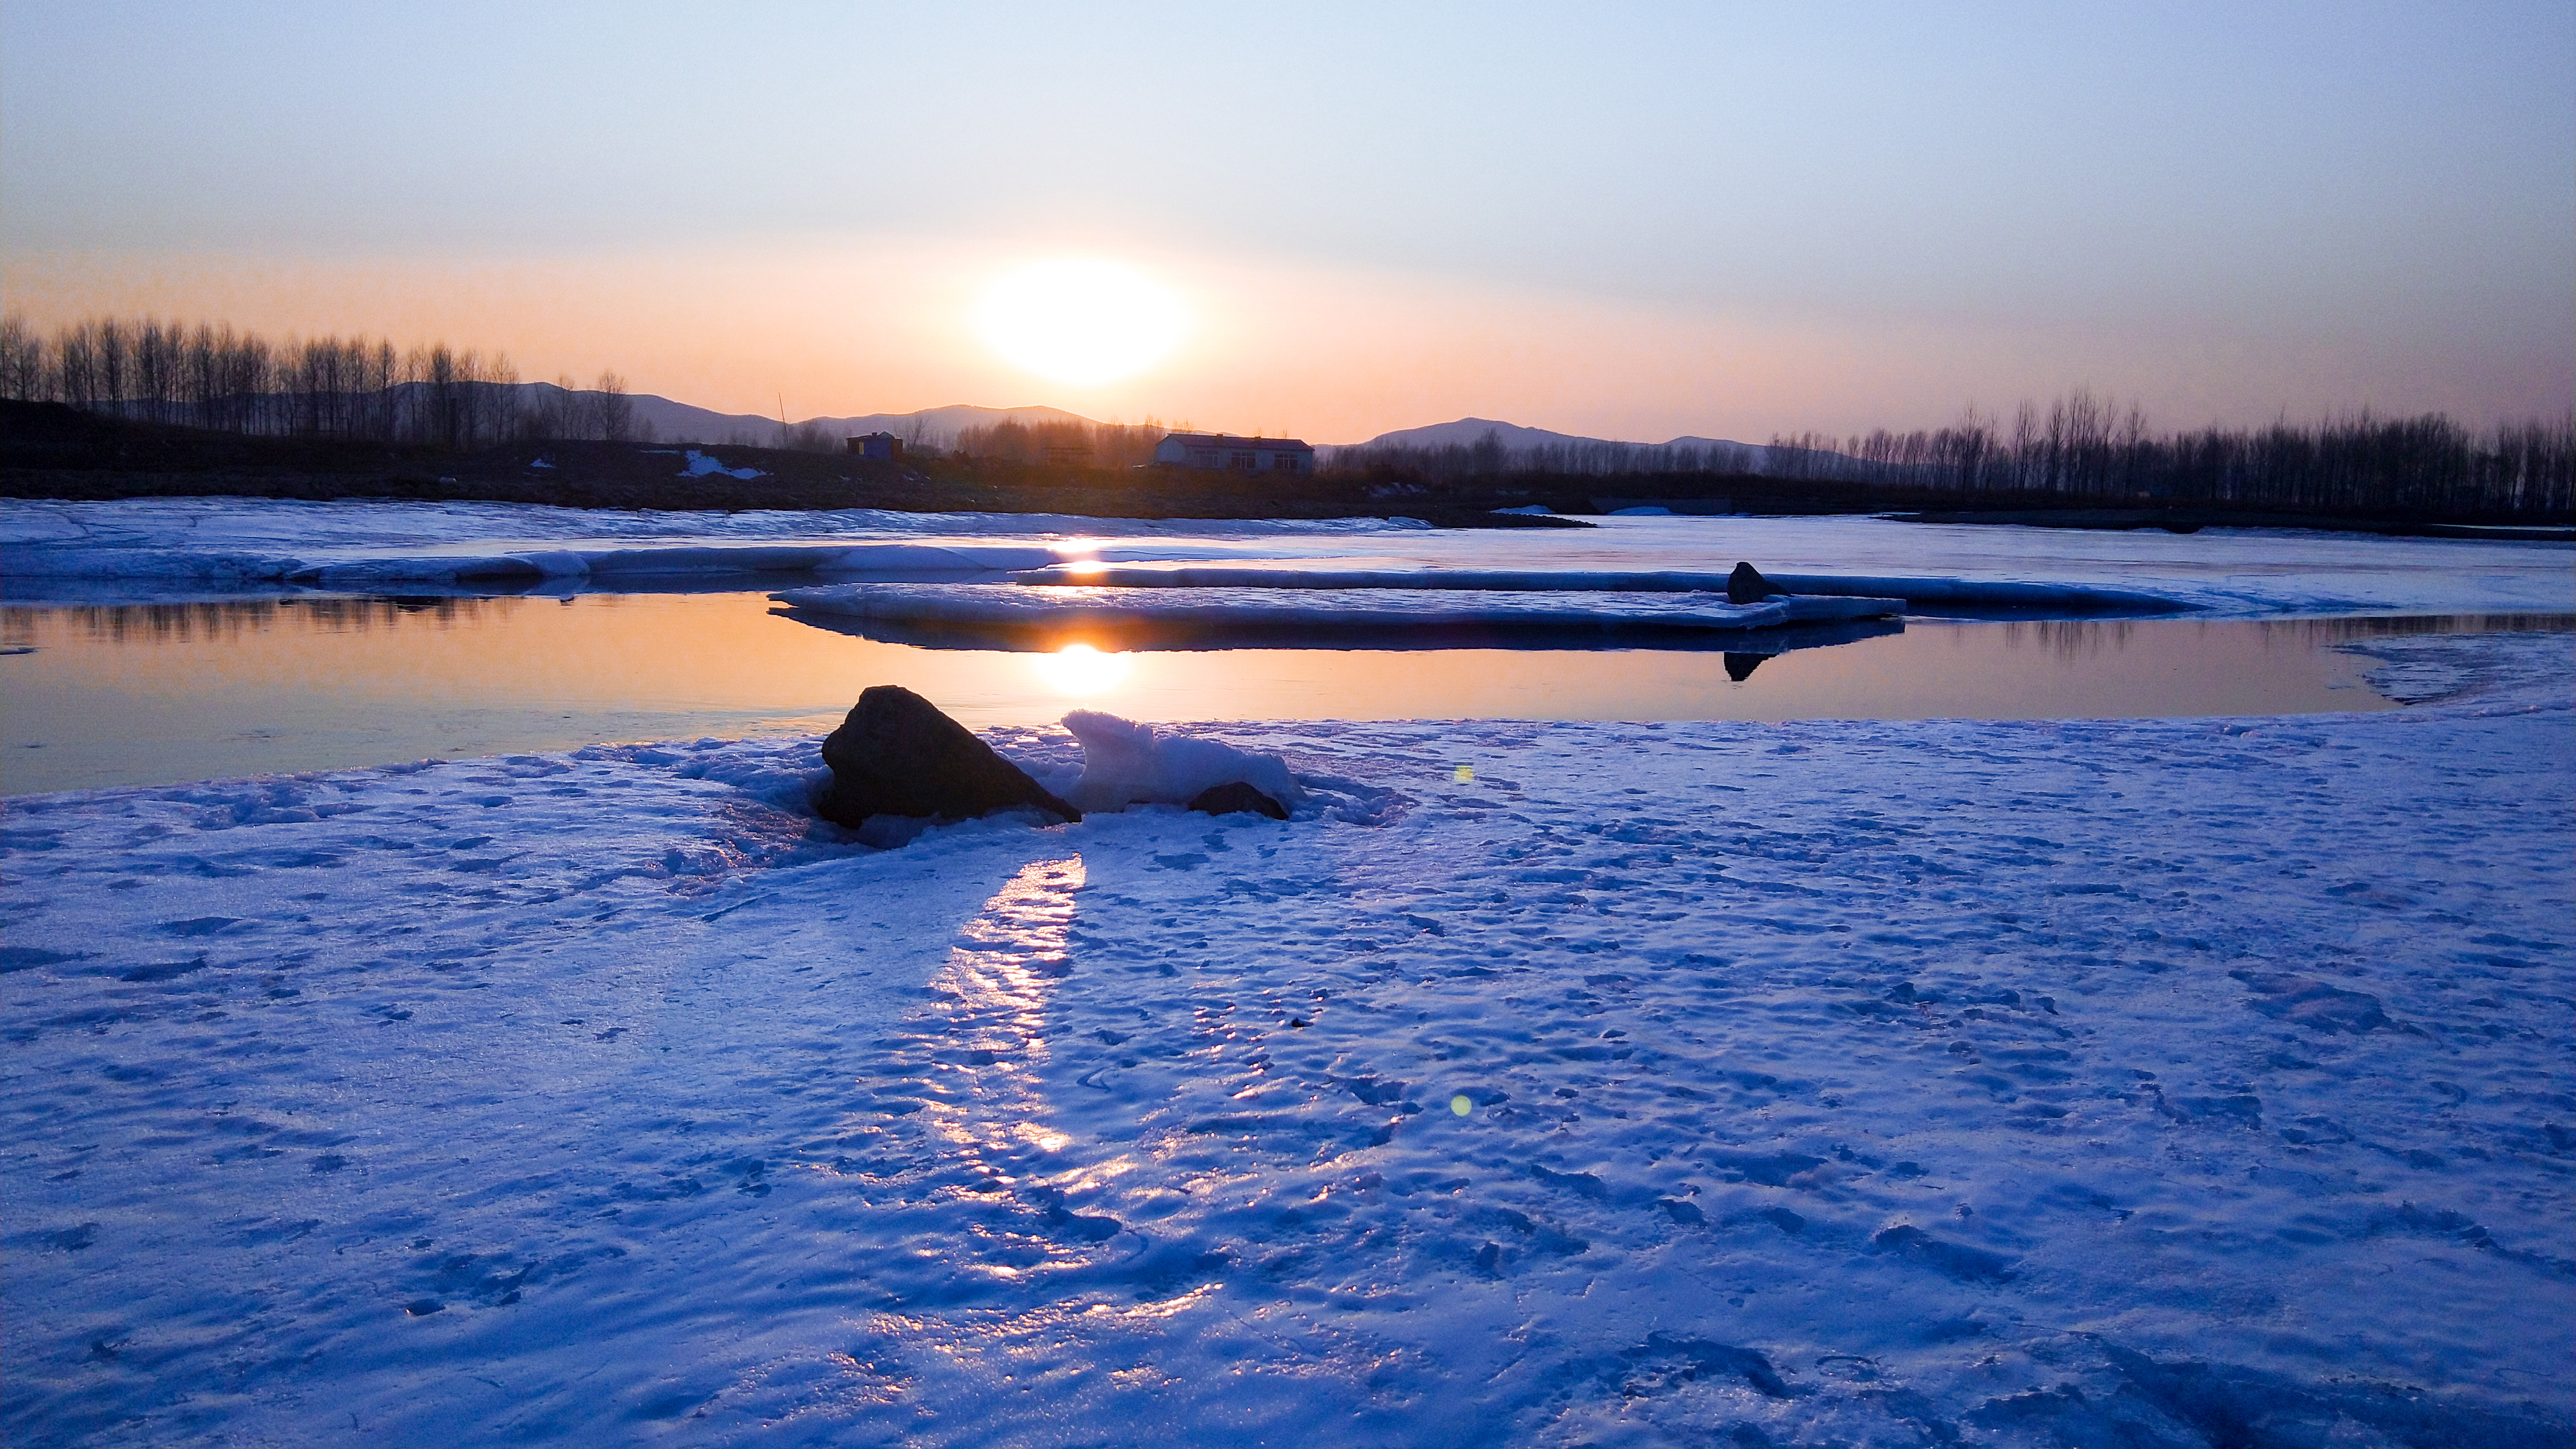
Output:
1152 432 1315 474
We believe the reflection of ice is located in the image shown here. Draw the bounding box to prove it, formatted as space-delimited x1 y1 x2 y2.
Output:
921 856 1084 1161
1032 642 1131 695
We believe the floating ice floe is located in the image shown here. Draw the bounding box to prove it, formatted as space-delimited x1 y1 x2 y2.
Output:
1006 563 2193 613
770 581 1906 637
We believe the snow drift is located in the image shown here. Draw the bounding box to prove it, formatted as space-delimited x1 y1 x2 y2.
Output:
1056 710 1305 816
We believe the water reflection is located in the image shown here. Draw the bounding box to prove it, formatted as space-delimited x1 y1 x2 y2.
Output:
5 590 2568 795
17 595 528 645
1033 644 1133 697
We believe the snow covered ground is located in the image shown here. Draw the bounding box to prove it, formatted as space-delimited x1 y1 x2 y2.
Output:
4 629 2569 1446
4 496 2569 617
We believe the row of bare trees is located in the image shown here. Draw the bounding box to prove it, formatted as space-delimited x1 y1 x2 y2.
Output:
1764 390 2573 518
951 417 1174 470
1323 390 2571 519
1331 434 1763 479
0 314 644 449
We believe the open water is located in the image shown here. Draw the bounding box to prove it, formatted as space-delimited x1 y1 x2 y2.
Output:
7 591 2566 793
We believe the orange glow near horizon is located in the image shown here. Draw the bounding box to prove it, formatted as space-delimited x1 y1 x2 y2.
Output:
3 239 2562 442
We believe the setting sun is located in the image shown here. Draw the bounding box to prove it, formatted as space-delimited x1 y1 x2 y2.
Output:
975 259 1187 386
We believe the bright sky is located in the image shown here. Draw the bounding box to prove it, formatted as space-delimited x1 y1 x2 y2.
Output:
3 2 2569 443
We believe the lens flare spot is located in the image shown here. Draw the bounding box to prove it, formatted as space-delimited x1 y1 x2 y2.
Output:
1450 1094 1473 1117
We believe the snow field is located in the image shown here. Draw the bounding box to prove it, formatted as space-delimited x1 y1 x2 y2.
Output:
2 632 2568 1446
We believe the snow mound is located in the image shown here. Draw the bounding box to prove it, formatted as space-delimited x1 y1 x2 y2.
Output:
1059 710 1306 815
678 450 768 480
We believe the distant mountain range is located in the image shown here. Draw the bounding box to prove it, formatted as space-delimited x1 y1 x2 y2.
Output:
551 386 1087 448
1322 416 1784 472
1332 416 1766 457
542 385 1811 472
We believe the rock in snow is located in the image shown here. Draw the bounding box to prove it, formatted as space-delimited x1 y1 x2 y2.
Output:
816 685 1079 828
1186 779 1291 820
1728 559 1789 604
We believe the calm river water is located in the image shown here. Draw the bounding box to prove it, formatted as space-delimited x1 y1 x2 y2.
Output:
3 591 2565 794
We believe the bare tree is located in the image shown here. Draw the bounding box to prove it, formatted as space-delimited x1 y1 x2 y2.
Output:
589 370 634 443
0 315 43 401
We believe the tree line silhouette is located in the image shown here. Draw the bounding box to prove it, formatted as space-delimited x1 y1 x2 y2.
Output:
1331 389 2570 520
0 314 642 448
1762 390 2571 519
7 314 2566 518
951 416 1175 470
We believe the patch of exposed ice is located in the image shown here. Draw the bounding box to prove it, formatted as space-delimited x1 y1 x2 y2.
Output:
2336 629 2575 709
771 581 1901 634
1006 562 2189 613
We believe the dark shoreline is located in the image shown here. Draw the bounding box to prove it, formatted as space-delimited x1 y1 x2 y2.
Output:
7 400 2567 538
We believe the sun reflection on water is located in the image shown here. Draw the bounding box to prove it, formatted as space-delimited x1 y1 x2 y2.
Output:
1032 642 1132 697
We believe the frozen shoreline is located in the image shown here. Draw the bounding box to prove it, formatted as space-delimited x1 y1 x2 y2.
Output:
3 630 2569 1446
5 496 2569 618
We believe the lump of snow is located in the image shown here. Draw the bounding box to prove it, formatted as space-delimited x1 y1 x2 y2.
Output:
1063 711 1304 816
679 449 768 481
817 685 1079 832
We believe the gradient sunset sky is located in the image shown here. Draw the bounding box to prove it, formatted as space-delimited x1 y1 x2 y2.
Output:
4 2 2570 443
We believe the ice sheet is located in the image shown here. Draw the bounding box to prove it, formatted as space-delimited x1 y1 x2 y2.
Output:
1009 564 2192 613
3 632 2568 1446
770 583 1904 635
4 498 2566 618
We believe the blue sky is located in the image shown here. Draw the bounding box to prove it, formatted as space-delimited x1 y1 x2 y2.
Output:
4 2 2569 439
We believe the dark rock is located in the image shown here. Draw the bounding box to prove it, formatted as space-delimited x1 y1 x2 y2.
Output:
1722 651 1767 682
1186 780 1289 820
817 685 1078 828
1727 561 1788 604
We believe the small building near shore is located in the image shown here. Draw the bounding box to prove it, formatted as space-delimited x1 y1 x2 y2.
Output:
847 432 905 461
1152 432 1315 474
